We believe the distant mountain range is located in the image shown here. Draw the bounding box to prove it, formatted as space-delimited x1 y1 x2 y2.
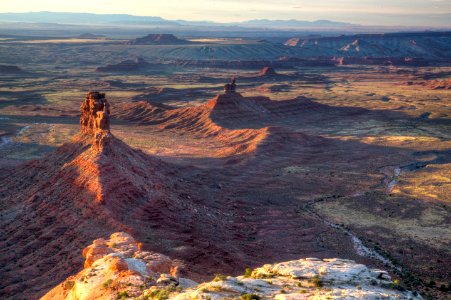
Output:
0 12 354 28
240 19 352 27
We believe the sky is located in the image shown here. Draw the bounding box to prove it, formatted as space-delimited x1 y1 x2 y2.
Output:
1 0 451 26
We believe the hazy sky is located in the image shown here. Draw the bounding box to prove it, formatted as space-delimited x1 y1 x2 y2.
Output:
1 0 451 26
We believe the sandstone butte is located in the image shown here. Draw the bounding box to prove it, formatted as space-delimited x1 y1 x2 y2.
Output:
79 91 112 152
257 67 278 77
40 93 422 300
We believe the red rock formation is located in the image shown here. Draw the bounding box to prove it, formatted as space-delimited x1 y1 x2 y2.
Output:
223 77 237 93
258 66 278 77
80 92 110 134
80 92 112 152
41 232 186 300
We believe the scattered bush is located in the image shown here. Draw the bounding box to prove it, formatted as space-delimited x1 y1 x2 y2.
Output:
64 281 75 290
148 289 169 300
311 275 323 288
438 284 447 292
102 279 113 289
426 280 436 287
240 294 261 300
117 291 129 300
213 274 227 282
244 268 253 278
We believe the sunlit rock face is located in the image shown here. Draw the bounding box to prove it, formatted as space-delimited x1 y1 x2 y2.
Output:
80 92 110 134
79 92 112 152
42 233 422 300
41 232 188 300
258 66 278 77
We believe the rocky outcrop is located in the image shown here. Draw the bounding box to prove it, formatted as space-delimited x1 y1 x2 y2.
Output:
80 91 111 152
80 92 110 134
223 78 237 94
257 66 278 77
174 258 422 300
41 232 188 300
126 34 193 45
42 233 421 300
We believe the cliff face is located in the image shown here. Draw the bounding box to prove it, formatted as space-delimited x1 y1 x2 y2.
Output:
42 232 422 300
79 92 112 152
80 91 110 134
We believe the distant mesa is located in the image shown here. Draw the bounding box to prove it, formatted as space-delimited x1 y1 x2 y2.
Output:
96 57 152 72
77 33 105 39
0 64 25 74
283 31 451 62
284 37 302 47
258 66 278 77
126 33 193 45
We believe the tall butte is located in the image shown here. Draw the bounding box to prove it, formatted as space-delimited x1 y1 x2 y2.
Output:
79 91 112 152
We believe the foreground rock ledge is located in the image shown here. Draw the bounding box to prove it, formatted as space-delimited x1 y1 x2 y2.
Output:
41 232 421 300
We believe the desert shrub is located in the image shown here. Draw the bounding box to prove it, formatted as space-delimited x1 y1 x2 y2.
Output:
311 275 323 288
117 291 129 300
64 281 75 290
244 268 253 278
103 279 113 289
213 273 227 282
426 280 436 287
149 289 169 300
240 294 261 300
438 284 447 292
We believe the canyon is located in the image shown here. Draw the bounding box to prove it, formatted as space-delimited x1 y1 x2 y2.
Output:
0 28 450 300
